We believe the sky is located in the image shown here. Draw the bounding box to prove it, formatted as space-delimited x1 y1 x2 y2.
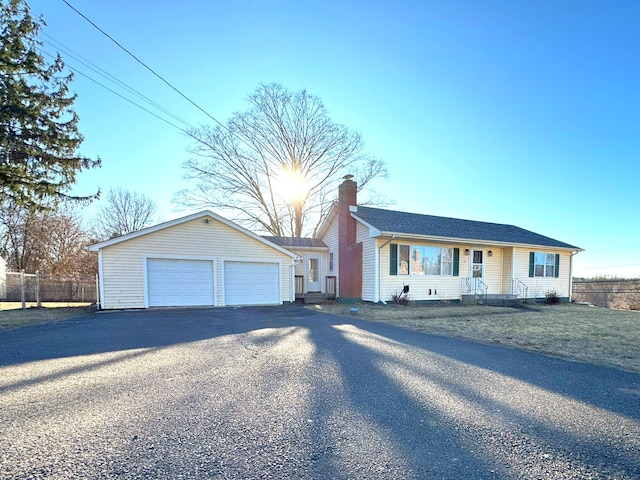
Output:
22 0 640 278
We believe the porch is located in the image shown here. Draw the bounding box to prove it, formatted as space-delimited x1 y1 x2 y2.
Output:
295 275 337 304
460 277 529 306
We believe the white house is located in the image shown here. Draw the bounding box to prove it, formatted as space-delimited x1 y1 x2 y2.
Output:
88 178 582 309
316 177 582 304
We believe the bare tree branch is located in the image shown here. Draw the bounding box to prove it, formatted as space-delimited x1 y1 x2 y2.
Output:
175 83 388 237
92 188 159 240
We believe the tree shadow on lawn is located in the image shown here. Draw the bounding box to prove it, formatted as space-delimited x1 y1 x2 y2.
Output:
301 314 640 479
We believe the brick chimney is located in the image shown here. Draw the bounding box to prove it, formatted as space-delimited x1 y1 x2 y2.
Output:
338 175 362 300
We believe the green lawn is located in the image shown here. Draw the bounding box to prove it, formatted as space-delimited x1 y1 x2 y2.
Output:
312 303 640 373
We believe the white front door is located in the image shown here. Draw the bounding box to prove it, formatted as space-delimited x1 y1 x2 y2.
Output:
471 250 484 283
306 254 322 292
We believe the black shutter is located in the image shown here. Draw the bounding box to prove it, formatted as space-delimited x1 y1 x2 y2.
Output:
529 252 535 277
453 248 460 276
390 244 398 275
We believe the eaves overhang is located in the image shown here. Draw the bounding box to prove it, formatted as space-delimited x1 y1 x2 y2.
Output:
372 230 584 252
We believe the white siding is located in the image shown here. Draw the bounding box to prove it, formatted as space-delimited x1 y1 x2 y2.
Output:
99 217 293 309
357 222 376 301
286 247 328 293
502 248 514 293
379 239 466 302
482 249 503 294
513 248 573 298
320 217 340 297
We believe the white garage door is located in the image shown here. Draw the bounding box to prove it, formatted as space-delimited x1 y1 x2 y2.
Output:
147 259 214 307
224 262 280 305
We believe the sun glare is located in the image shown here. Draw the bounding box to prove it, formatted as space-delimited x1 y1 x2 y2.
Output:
276 168 309 203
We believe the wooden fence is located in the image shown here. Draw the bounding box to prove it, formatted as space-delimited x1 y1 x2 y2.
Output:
572 278 640 310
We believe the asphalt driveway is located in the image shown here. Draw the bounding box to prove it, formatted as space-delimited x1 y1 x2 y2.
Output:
1 306 639 479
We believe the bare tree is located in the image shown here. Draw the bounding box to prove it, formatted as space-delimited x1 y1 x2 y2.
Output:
93 188 158 240
0 200 97 275
176 83 388 237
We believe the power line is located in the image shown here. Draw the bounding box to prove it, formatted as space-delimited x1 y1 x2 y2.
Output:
41 32 197 132
39 48 191 135
60 0 229 133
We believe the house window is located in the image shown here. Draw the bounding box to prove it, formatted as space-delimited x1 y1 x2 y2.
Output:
398 245 409 275
391 244 459 276
530 252 560 278
411 246 454 276
329 252 334 271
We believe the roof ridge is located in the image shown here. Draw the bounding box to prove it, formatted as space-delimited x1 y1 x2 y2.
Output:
355 205 517 228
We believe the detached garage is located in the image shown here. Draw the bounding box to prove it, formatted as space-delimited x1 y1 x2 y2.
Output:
88 211 297 310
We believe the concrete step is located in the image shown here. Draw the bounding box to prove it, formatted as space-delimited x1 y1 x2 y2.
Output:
303 292 328 305
462 294 524 306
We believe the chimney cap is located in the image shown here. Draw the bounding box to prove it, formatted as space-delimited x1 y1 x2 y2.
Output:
342 174 354 181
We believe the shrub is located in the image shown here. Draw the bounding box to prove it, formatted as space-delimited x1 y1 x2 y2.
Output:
391 284 411 305
545 289 562 305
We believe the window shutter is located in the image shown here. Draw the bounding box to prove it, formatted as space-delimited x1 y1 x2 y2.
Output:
529 252 535 277
390 244 398 275
453 248 460 276
554 253 560 278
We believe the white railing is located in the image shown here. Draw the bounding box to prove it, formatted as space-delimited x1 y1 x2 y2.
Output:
512 278 529 299
462 277 488 304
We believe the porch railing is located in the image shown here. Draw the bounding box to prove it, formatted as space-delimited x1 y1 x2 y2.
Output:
512 278 529 299
295 275 337 300
295 275 304 298
462 277 488 304
325 276 337 299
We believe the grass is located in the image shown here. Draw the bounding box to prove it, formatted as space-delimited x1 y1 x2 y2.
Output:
311 302 640 373
0 302 95 331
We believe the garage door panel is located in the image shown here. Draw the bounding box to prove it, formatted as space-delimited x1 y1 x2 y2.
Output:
224 262 280 305
148 259 214 307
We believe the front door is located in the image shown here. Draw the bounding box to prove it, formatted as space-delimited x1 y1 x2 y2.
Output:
306 254 322 292
471 250 484 284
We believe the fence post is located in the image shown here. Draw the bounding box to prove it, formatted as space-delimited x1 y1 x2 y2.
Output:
21 270 26 310
36 271 41 307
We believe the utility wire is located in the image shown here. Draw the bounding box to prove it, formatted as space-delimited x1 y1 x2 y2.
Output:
60 0 229 133
41 32 197 132
39 48 191 135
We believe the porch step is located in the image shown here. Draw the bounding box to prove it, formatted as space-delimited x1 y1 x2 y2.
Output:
461 294 523 306
303 292 329 305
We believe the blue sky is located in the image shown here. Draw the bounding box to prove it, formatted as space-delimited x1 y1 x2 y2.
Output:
26 0 640 278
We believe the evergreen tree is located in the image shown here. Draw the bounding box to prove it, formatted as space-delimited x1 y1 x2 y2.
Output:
0 0 100 210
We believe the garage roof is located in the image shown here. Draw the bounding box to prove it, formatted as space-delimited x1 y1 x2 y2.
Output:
87 210 298 258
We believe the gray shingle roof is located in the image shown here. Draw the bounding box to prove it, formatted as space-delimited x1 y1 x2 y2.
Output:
263 236 327 249
353 206 580 250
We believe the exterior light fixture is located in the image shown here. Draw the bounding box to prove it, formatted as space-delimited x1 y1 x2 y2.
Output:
488 250 493 257
464 249 470 255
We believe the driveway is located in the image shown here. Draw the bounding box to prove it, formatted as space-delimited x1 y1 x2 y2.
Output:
0 306 638 479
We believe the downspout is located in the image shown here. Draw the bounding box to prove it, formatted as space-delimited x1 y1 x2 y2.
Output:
377 235 396 304
569 251 579 301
